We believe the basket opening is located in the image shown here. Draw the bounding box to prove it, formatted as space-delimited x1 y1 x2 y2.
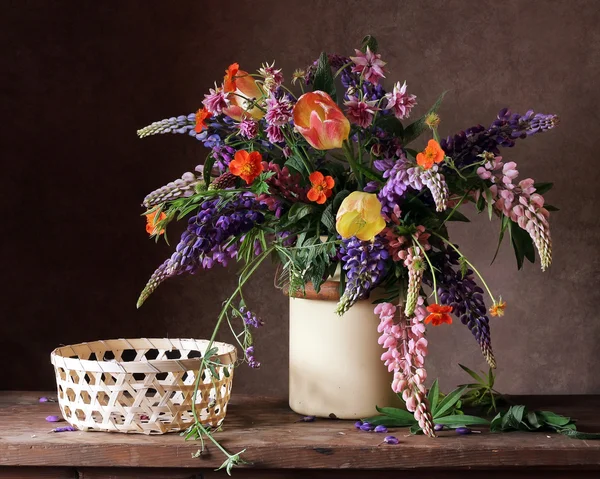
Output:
188 350 202 359
165 350 182 359
155 372 168 381
144 349 159 360
132 372 145 381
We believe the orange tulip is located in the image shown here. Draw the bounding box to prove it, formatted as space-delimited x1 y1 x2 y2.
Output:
292 91 350 150
223 69 265 121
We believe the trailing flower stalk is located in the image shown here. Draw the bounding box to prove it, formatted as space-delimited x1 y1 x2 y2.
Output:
134 35 558 469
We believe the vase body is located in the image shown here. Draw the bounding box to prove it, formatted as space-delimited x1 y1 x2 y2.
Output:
288 283 400 419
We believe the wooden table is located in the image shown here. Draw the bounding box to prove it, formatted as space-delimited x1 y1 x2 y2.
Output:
1 392 599 478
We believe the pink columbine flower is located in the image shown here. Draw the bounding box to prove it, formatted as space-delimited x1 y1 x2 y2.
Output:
344 95 380 128
258 61 284 92
265 94 293 127
385 81 417 120
202 85 230 115
266 124 284 143
349 46 386 84
238 118 258 139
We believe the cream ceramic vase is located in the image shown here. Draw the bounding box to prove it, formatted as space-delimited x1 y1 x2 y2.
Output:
288 281 400 419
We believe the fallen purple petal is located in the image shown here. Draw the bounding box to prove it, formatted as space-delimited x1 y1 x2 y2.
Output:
434 423 445 431
38 397 49 403
456 427 472 435
374 425 388 433
297 415 316 422
360 423 374 432
45 415 61 423
354 420 363 429
50 426 77 433
384 435 399 444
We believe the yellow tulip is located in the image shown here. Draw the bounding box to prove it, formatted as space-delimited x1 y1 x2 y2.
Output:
336 192 386 241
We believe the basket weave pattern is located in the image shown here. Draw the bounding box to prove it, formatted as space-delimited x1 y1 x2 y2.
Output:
50 338 236 434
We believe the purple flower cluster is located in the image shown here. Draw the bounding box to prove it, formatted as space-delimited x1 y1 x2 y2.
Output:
137 194 266 307
210 144 236 172
245 346 260 369
432 248 496 368
374 154 422 218
335 236 389 315
239 307 264 328
137 113 196 138
441 108 559 169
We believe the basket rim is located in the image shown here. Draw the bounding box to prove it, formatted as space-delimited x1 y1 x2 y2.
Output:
50 338 237 373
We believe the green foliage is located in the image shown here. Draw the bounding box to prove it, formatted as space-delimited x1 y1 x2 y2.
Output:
533 182 554 195
491 406 600 439
458 364 503 413
361 34 378 53
508 219 536 269
312 51 336 99
402 91 447 145
375 115 404 138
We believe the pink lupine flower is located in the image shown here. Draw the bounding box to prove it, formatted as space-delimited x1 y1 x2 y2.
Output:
384 81 417 120
349 46 386 84
344 95 380 128
202 85 230 115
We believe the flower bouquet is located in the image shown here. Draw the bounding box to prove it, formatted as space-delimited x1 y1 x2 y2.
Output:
137 35 557 464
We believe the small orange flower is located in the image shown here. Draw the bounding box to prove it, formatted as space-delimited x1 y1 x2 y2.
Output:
229 150 264 184
223 62 240 93
307 171 335 204
424 304 453 326
145 210 167 235
416 139 445 170
194 108 212 133
489 299 506 317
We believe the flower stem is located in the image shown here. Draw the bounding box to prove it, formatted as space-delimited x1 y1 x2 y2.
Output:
414 235 439 304
431 232 497 303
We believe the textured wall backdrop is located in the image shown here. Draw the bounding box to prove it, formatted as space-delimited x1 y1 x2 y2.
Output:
2 0 599 396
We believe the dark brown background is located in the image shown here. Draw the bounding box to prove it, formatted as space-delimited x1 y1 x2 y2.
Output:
2 0 599 396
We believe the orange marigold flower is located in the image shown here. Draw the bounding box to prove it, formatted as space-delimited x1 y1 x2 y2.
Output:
145 210 167 236
194 108 212 133
416 139 445 170
424 303 453 326
229 150 264 184
223 62 240 93
307 171 335 204
489 299 506 317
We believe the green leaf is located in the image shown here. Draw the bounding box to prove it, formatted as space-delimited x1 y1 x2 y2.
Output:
354 162 384 183
409 423 423 435
488 367 495 389
361 415 416 427
434 415 490 426
313 51 336 99
459 364 485 384
375 115 404 138
361 34 378 53
509 219 536 267
332 189 351 212
483 184 494 221
538 411 571 427
321 204 335 232
444 210 470 222
375 406 418 424
285 155 308 176
287 203 314 223
402 91 447 145
433 385 468 419
490 412 503 432
527 411 542 430
509 405 526 426
203 154 216 188
533 182 554 195
428 379 440 416
556 428 600 440
545 204 560 212
491 215 510 265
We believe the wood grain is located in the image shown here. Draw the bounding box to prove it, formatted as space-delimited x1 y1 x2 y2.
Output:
1 392 599 472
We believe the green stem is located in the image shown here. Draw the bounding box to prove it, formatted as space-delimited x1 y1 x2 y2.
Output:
441 190 470 226
431 232 497 303
342 139 364 189
333 62 353 78
413 235 439 304
191 247 274 458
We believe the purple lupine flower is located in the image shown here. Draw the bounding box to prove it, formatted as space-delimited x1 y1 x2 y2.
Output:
138 194 266 306
335 236 389 315
142 171 202 208
431 246 496 368
238 118 259 139
440 108 559 169
211 144 236 172
265 93 293 127
137 113 196 138
239 307 264 328
384 435 399 444
245 346 261 369
376 153 423 218
420 165 449 212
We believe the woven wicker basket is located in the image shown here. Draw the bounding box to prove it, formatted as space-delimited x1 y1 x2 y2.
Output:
50 338 236 435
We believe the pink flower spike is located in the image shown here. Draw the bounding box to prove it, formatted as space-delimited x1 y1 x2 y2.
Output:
349 47 386 84
384 81 417 120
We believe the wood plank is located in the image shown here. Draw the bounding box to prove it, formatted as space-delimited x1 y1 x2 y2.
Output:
0 467 76 478
1 392 599 470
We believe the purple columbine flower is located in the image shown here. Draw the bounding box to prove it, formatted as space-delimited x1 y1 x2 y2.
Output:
238 118 259 139
335 236 389 315
265 93 293 127
202 86 229 115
